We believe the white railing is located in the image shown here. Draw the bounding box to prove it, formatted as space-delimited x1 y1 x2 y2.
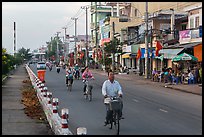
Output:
25 64 73 135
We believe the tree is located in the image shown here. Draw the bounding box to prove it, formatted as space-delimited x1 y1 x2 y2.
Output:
104 38 122 54
2 48 16 74
104 38 123 72
17 47 31 60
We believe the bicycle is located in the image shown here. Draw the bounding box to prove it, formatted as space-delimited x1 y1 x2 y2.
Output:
73 69 80 80
104 96 123 135
83 77 93 101
66 74 73 92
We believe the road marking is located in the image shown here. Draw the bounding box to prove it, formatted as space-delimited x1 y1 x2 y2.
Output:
159 108 168 113
133 99 139 102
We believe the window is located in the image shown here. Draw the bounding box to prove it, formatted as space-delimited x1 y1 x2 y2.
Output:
195 16 199 28
181 24 187 30
190 18 194 29
135 9 138 17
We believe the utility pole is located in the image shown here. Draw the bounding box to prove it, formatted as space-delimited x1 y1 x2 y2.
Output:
170 8 175 39
56 32 61 63
71 17 78 64
13 22 16 57
62 27 67 63
95 2 98 63
112 22 115 74
81 5 89 66
150 26 153 78
144 2 149 79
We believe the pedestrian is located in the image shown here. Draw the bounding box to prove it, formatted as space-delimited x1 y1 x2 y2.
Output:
187 69 194 84
102 70 123 126
199 66 202 84
176 70 182 84
193 65 199 84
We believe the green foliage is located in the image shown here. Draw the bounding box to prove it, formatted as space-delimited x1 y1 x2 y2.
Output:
2 47 31 75
98 56 112 66
104 38 122 54
17 47 32 60
2 48 16 74
47 50 56 59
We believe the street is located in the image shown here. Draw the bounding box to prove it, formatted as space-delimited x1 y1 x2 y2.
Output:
30 64 202 135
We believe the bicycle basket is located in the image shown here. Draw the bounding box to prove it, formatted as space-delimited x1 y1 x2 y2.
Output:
109 100 122 111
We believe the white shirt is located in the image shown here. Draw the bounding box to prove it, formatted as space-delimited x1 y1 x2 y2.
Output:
188 72 194 79
102 80 122 97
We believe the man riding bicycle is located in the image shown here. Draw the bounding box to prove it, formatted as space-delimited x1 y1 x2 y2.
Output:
102 70 123 126
74 64 80 79
65 65 74 86
82 66 94 95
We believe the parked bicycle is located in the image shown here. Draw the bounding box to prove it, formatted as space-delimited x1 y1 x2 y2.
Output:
104 96 123 135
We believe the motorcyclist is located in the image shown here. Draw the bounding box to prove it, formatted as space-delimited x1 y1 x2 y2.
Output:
82 66 94 95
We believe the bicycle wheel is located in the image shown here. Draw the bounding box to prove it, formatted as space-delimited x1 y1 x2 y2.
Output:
88 89 92 101
114 111 120 135
68 84 72 92
84 88 88 100
109 111 113 129
67 80 72 92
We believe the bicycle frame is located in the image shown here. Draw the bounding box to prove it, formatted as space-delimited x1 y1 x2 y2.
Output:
84 78 93 101
66 75 73 92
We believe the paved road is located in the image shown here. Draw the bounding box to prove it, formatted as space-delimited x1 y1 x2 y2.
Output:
29 64 202 135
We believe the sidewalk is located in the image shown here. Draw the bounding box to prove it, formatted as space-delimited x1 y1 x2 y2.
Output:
2 64 53 135
91 69 202 96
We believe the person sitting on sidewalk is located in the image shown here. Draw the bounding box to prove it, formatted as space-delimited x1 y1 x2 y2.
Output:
187 70 195 84
164 68 169 83
152 68 158 82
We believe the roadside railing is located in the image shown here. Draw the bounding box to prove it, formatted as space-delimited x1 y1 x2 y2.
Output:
25 64 73 135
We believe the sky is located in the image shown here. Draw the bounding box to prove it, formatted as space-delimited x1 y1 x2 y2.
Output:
2 2 92 54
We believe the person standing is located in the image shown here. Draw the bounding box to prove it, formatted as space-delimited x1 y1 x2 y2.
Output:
199 66 202 84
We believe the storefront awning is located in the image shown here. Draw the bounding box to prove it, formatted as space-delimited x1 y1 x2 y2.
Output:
122 53 131 58
159 48 184 59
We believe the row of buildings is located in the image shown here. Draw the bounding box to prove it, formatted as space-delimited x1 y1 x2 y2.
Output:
44 2 202 76
85 2 202 75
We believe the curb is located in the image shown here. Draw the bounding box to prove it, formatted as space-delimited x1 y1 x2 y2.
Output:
164 85 202 96
92 70 202 96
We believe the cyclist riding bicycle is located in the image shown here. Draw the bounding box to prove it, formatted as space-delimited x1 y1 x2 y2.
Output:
74 64 80 79
102 70 123 126
65 65 74 85
82 66 94 95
